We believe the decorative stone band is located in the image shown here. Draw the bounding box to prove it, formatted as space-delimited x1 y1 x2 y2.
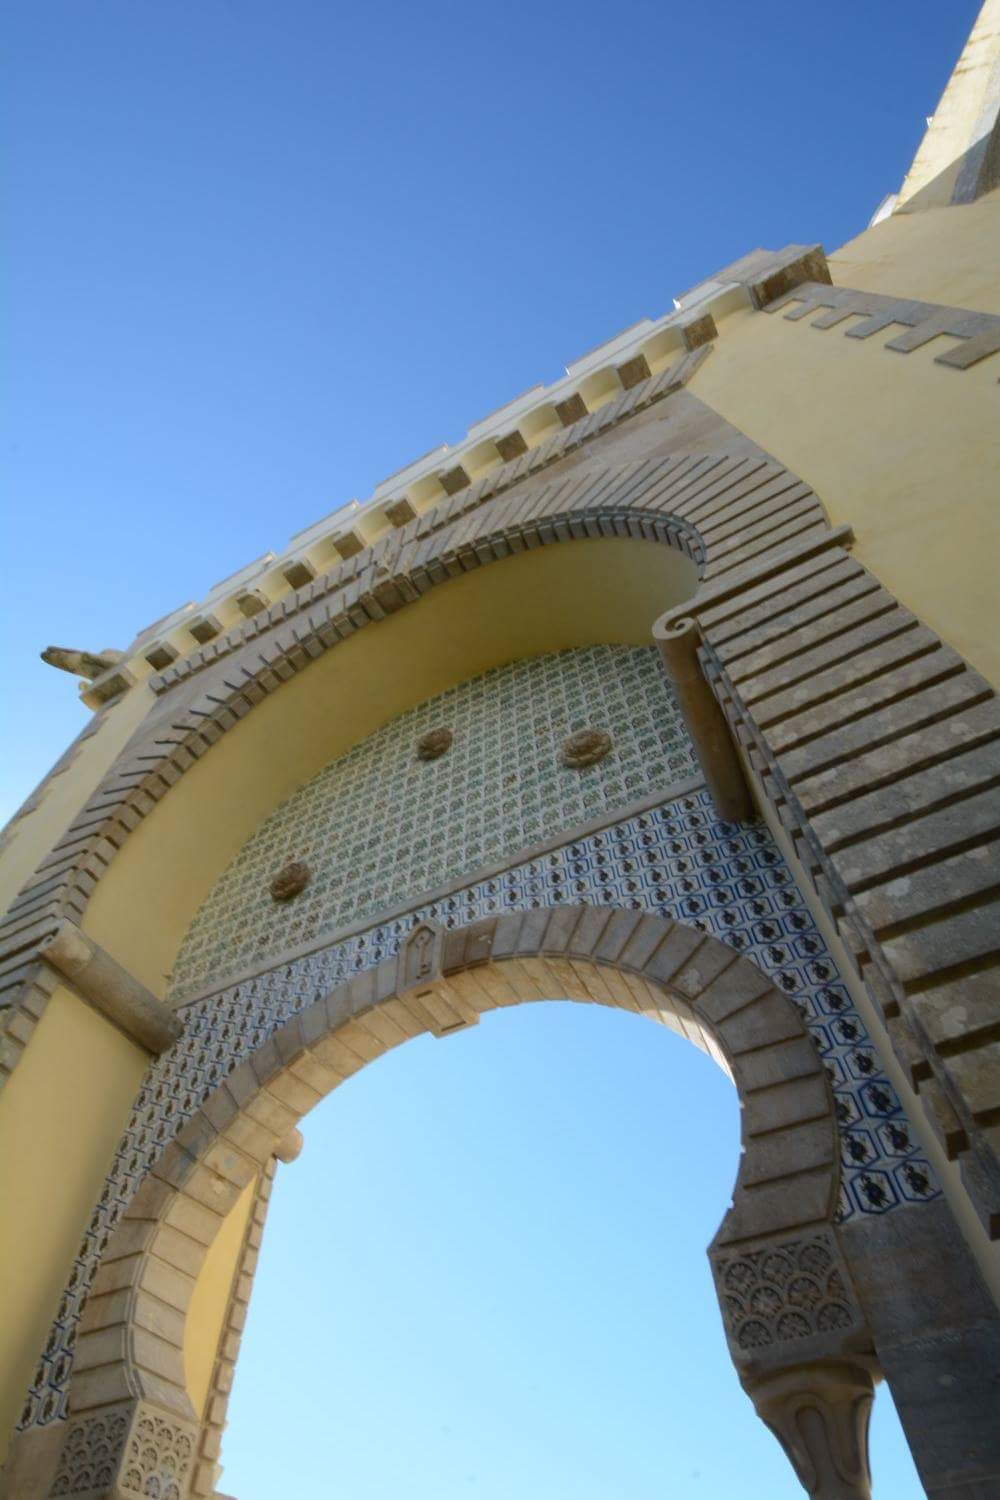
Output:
73 240 995 716
80 244 828 707
656 532 1000 1235
42 907 869 1500
0 443 831 1080
763 281 1000 374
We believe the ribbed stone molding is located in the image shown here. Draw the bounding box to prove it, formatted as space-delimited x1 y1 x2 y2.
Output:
657 531 1000 1237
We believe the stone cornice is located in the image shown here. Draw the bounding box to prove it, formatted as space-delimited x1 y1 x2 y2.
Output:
140 345 715 699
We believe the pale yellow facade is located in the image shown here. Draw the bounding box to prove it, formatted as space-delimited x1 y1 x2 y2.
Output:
691 188 1000 687
1 19 999 1495
0 987 148 1447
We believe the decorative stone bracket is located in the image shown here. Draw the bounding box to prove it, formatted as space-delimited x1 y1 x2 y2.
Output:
39 922 181 1054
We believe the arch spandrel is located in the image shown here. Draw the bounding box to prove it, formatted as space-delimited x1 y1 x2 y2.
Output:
52 907 875 1500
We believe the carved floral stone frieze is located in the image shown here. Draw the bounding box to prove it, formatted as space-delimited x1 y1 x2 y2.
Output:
712 1229 864 1357
51 1407 129 1495
50 1402 197 1499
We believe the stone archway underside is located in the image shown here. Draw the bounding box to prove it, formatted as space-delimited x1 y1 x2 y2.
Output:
51 907 879 1500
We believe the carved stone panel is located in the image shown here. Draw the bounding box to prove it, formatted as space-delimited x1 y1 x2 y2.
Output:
50 1401 198 1499
711 1228 868 1369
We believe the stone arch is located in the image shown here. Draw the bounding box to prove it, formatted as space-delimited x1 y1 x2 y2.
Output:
1 445 829 1058
54 907 877 1500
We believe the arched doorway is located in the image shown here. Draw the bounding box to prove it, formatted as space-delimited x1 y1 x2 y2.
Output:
51 909 877 1500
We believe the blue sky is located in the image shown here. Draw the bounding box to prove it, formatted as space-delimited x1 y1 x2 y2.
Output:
2 0 977 822
4 1 976 1492
224 1002 924 1499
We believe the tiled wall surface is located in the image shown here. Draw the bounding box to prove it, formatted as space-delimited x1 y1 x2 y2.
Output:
20 654 940 1433
171 646 699 998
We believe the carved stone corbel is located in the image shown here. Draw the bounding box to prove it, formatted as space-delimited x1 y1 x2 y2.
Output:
745 1361 875 1500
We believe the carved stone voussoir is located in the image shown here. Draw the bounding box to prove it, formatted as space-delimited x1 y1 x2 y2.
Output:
397 921 443 991
561 728 612 768
416 727 453 761
269 860 311 902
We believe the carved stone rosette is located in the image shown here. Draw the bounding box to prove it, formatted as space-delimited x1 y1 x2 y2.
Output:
560 728 612 768
49 1401 198 1499
269 860 310 902
416 727 453 761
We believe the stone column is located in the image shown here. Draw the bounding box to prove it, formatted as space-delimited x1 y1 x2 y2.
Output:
746 1361 875 1499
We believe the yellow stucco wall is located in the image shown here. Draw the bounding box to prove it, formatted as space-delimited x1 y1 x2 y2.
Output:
184 1175 257 1420
0 985 148 1462
831 186 1000 311
688 189 1000 688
